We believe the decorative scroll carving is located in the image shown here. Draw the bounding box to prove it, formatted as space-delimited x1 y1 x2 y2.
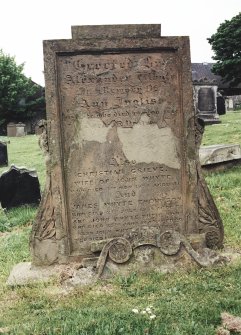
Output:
95 228 223 277
195 117 224 248
97 238 132 277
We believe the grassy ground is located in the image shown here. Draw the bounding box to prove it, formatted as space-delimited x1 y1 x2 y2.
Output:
0 112 241 334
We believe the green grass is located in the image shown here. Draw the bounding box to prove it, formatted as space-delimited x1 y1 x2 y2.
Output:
202 111 241 248
202 110 241 146
0 112 241 334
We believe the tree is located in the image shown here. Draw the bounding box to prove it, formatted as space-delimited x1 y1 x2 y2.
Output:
0 49 38 126
208 12 241 86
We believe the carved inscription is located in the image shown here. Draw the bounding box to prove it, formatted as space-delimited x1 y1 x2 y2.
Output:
58 52 184 254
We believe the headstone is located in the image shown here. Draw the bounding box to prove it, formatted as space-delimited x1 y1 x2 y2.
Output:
198 88 215 112
0 141 8 167
227 98 234 111
217 95 226 115
31 25 224 274
193 85 221 125
0 165 41 210
15 122 26 137
7 122 17 137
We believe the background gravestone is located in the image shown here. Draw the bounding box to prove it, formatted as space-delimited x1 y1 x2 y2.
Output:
31 24 224 273
198 87 216 112
0 141 8 167
217 95 226 115
16 122 26 137
0 165 41 210
7 123 17 137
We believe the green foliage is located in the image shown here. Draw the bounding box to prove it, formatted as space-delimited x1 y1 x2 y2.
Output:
208 12 241 86
0 49 38 125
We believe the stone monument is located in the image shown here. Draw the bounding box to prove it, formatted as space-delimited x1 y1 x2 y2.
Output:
16 122 26 137
0 165 41 210
0 141 8 167
7 122 17 137
193 81 221 125
31 25 224 276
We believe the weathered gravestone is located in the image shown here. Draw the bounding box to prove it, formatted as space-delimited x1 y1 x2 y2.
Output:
7 122 26 137
193 83 221 125
31 25 224 275
217 95 226 115
0 165 41 210
7 123 17 137
0 141 8 167
16 122 26 137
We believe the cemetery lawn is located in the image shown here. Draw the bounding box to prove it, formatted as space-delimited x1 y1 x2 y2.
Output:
0 111 241 335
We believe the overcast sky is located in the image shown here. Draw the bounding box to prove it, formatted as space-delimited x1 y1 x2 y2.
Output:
0 0 240 86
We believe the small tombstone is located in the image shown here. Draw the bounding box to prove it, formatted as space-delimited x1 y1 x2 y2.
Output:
0 165 41 210
16 123 26 137
0 141 8 167
217 95 226 115
7 122 17 137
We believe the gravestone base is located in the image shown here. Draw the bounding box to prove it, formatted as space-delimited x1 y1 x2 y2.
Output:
198 113 221 125
7 241 230 287
27 232 229 287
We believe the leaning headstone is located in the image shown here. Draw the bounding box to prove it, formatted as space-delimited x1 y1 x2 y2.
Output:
0 165 41 210
7 122 17 137
0 141 8 167
30 24 224 275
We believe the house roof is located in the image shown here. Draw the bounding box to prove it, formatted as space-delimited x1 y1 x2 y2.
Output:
191 63 241 94
191 63 224 86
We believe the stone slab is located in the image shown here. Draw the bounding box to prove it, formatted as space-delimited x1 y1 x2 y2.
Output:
7 261 97 287
7 262 58 286
200 144 241 165
71 24 161 39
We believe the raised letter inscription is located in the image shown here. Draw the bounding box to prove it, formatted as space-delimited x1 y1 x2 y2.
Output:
58 52 184 254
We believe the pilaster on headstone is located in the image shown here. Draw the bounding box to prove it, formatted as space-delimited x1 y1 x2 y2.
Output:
30 24 224 275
